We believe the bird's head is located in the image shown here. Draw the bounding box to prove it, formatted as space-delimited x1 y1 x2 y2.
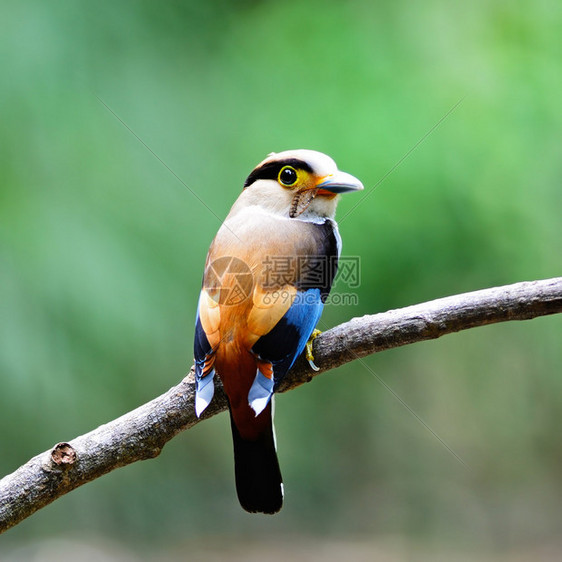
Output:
241 149 363 220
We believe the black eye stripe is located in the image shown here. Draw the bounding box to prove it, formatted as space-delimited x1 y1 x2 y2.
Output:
243 158 314 188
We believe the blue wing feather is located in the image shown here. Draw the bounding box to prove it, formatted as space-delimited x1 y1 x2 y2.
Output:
252 288 324 387
194 313 215 416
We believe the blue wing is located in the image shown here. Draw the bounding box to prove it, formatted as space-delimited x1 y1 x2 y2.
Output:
251 287 324 387
248 219 341 414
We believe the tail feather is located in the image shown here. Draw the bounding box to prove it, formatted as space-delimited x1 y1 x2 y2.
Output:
229 408 283 514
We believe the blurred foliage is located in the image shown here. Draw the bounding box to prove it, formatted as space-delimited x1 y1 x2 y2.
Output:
1 0 561 559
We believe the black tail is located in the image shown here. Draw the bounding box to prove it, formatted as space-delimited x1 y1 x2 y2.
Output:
229 409 283 514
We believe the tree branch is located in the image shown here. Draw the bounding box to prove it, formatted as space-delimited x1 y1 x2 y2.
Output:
1 277 561 533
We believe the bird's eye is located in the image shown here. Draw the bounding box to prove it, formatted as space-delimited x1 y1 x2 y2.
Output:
278 166 298 187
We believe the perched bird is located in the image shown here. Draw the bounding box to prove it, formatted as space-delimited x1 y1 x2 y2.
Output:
194 149 363 514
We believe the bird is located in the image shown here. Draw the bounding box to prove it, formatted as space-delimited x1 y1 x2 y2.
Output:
193 149 363 514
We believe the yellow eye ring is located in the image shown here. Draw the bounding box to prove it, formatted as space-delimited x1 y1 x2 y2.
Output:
278 166 298 187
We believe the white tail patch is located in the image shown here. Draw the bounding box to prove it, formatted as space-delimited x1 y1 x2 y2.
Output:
195 371 215 417
248 370 274 416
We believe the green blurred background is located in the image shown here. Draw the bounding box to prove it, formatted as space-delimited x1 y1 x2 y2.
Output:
1 0 561 559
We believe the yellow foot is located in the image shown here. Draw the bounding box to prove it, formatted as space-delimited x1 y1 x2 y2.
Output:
305 329 322 372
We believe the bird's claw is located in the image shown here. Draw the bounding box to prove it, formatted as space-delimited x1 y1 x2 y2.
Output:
305 329 322 372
